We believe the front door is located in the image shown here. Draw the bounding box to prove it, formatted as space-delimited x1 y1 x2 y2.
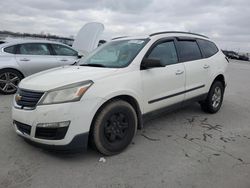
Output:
50 43 79 66
141 40 185 113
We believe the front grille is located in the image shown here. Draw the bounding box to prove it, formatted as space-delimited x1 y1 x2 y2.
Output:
14 121 31 135
16 89 44 108
35 127 69 140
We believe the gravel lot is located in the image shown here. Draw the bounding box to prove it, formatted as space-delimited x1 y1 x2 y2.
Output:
0 60 250 188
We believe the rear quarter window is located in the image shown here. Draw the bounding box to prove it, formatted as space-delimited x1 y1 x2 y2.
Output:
4 45 16 54
197 39 219 58
176 40 202 62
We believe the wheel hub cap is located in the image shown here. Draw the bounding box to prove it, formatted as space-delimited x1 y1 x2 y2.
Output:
104 112 129 143
0 72 20 93
212 86 222 108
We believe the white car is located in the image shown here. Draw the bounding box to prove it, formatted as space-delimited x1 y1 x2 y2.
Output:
12 31 228 155
0 22 104 94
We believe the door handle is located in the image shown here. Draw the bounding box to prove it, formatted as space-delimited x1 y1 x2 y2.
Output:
20 58 30 62
60 59 68 62
175 70 184 75
203 64 210 69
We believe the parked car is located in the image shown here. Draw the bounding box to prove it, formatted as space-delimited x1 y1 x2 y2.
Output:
222 50 239 59
238 54 249 61
12 31 228 155
222 50 249 61
0 22 104 94
0 40 79 94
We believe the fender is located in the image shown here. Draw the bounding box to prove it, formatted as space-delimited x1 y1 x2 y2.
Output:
208 72 226 89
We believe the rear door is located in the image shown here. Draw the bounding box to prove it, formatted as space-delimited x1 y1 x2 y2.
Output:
15 43 59 75
50 43 78 66
141 39 186 113
175 38 208 100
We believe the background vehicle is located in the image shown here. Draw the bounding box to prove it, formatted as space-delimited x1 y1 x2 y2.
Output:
222 50 239 59
222 50 249 61
12 31 228 156
0 40 79 94
0 22 104 94
238 54 249 61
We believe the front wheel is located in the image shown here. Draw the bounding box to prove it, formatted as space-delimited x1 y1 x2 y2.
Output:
200 81 224 113
92 100 137 156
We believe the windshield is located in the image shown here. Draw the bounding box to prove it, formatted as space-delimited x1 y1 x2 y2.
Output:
79 39 148 68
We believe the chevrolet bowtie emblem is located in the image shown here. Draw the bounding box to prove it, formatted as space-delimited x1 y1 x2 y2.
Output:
15 94 22 102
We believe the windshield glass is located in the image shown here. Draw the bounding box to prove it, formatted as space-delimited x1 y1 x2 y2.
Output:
79 39 148 68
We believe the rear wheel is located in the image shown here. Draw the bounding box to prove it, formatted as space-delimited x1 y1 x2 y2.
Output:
0 69 23 95
92 100 137 156
200 81 224 113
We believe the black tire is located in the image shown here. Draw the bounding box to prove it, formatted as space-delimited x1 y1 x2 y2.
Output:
0 69 23 95
200 81 224 113
92 100 137 156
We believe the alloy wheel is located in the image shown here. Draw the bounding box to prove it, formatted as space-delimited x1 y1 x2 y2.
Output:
211 86 222 108
0 72 20 93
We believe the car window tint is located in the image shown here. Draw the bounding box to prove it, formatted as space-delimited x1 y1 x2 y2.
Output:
197 39 219 58
51 44 77 56
147 41 178 66
19 43 50 55
177 40 202 62
4 45 16 54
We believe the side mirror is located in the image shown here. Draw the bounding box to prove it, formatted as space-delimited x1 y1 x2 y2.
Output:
141 58 165 69
77 54 83 58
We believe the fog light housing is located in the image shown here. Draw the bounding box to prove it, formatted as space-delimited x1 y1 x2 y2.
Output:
37 121 70 128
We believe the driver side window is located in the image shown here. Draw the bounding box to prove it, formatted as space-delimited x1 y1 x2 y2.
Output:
148 41 178 66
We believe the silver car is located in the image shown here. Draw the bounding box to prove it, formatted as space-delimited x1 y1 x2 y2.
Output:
0 22 105 95
0 39 79 94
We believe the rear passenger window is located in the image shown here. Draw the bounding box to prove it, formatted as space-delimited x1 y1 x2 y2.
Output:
18 43 51 55
4 45 16 54
177 40 202 62
147 41 178 66
197 39 219 58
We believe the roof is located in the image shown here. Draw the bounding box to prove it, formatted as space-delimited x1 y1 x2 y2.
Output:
112 31 209 41
0 38 70 48
149 31 209 38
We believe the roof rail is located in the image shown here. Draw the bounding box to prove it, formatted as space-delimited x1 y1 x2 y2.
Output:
149 31 209 39
112 36 129 40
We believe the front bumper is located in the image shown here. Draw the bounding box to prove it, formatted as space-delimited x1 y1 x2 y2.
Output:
23 132 89 152
12 97 105 150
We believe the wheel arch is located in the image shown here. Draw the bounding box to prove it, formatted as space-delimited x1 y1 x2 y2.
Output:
91 94 143 130
0 67 25 79
211 74 226 88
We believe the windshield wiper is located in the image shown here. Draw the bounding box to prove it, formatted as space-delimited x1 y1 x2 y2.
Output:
80 63 106 67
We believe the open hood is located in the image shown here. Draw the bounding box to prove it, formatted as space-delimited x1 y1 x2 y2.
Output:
72 22 104 56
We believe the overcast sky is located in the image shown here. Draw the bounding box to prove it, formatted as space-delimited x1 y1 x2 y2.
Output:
0 0 249 52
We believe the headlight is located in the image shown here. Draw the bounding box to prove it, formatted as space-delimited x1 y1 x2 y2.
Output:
39 80 93 105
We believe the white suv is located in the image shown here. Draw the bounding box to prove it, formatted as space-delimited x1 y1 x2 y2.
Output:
12 31 228 155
